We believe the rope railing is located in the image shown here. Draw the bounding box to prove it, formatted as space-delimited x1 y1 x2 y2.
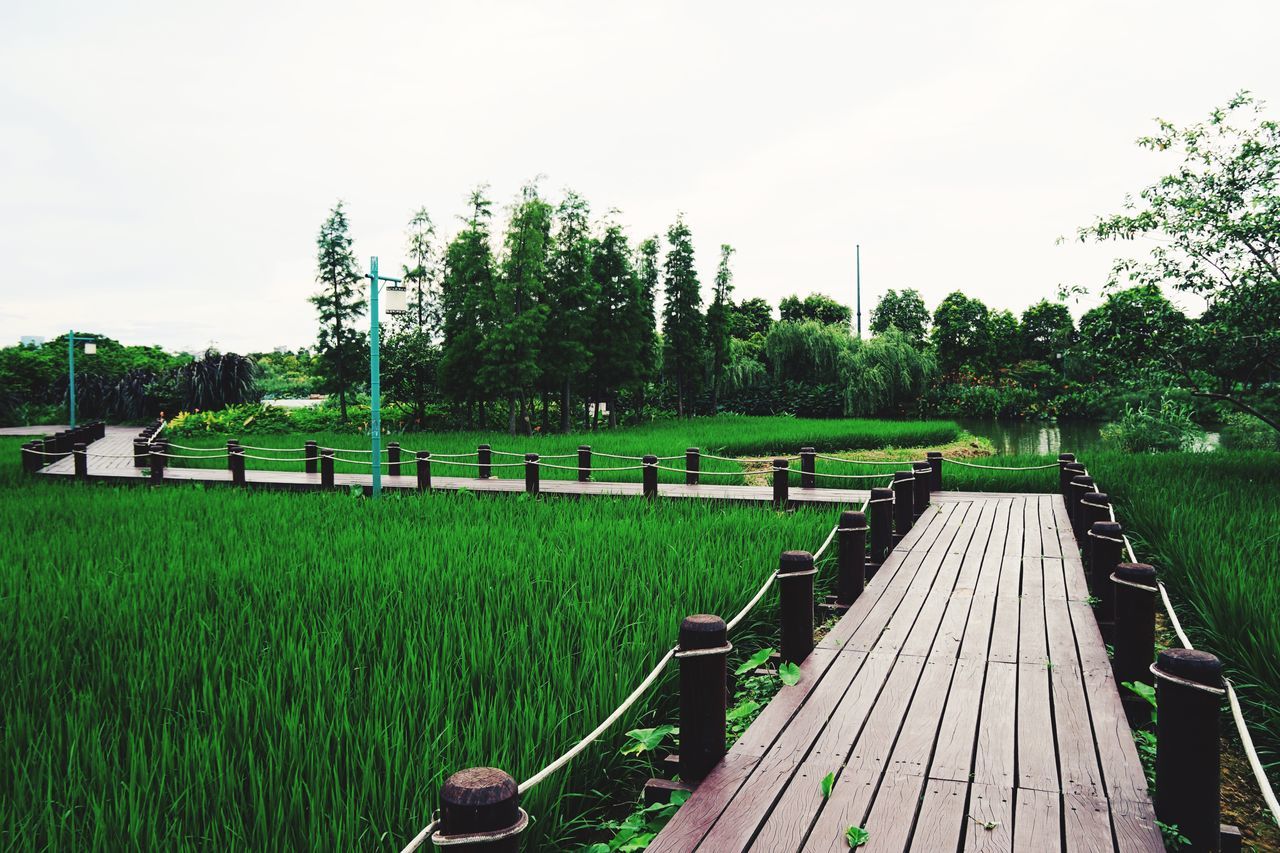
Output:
813 453 903 467
939 457 1059 471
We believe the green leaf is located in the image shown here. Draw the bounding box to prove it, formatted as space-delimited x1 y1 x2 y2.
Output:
845 825 869 847
618 832 655 851
1121 680 1157 710
726 699 761 721
778 661 802 686
735 648 774 676
621 724 677 756
821 772 835 800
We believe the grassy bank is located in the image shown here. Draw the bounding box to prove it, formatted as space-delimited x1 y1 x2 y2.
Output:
0 437 841 850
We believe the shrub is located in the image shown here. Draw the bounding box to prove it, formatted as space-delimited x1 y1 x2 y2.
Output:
1101 397 1203 452
1219 411 1280 451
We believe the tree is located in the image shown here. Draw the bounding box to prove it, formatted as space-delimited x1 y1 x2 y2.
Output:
988 309 1022 371
543 191 598 432
779 293 852 326
1020 300 1075 363
930 291 991 375
401 208 440 336
309 201 366 421
1079 92 1280 431
661 216 704 417
729 297 773 339
869 288 929 347
439 188 496 426
589 219 645 427
483 182 553 435
633 236 662 419
704 244 735 413
1076 285 1188 380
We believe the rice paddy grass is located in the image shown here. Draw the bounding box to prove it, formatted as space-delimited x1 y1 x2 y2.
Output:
0 436 845 850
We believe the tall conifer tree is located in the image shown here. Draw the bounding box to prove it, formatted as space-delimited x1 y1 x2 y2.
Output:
309 201 366 422
439 188 495 426
544 191 598 432
705 243 735 413
661 216 703 417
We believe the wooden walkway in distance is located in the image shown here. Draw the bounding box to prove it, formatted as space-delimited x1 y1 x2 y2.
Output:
650 493 1162 852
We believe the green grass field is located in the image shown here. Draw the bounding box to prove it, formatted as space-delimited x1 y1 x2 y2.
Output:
0 434 850 850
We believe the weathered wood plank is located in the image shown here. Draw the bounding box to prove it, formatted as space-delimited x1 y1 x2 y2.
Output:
963 783 1014 852
972 662 1017 790
1016 662 1059 793
1062 794 1114 853
1013 787 1063 852
908 778 968 852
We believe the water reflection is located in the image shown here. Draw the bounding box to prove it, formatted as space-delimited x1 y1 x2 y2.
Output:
955 419 1219 455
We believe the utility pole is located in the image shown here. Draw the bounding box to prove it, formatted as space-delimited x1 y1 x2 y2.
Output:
855 244 862 338
364 256 406 499
66 331 99 428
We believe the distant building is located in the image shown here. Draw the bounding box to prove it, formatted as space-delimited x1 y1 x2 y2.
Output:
20 336 44 347
273 346 291 354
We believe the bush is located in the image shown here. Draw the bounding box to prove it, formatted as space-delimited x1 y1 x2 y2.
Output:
1100 397 1203 452
1219 411 1280 450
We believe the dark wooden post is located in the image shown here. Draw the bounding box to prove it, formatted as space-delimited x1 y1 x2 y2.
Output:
800 447 816 489
525 453 540 495
685 448 700 486
1070 475 1097 541
772 459 789 509
1112 562 1157 723
836 510 867 607
892 471 914 541
926 451 943 492
149 444 164 484
387 442 401 476
1154 648 1224 852
417 451 431 491
478 444 492 480
642 455 658 499
912 462 931 518
779 550 815 664
305 440 319 475
1057 453 1077 496
231 445 246 486
21 442 33 474
577 445 591 483
133 438 147 469
677 614 728 782
226 440 238 476
321 448 334 488
73 442 88 479
437 766 525 852
868 487 894 573
1061 462 1086 508
1089 520 1125 628
1079 492 1111 572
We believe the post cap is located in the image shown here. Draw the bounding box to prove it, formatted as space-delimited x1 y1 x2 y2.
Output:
478 443 491 450
1083 491 1110 504
913 461 931 471
686 447 699 453
417 450 430 459
1114 562 1156 584
1092 520 1123 537
870 487 894 498
1070 474 1096 488
801 446 815 453
1058 453 1076 462
840 509 866 526
1156 647 1222 688
773 458 789 467
893 470 914 481
440 767 520 835
578 444 591 451
679 614 727 650
1063 462 1086 473
525 453 538 462
926 451 943 459
779 550 814 573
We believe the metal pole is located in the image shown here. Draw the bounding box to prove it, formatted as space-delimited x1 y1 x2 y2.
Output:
68 330 76 429
369 256 382 499
855 244 861 338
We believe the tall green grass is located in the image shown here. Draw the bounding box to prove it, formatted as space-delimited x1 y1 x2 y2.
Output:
0 438 841 850
944 449 1280 784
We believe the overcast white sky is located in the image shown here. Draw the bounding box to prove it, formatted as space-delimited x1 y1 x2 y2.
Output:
2 1 1276 354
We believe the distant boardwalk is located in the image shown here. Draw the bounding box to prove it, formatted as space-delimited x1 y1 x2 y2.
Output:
648 493 1161 852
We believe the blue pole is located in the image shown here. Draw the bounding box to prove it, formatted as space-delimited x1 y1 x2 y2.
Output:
370 257 382 499
68 330 76 428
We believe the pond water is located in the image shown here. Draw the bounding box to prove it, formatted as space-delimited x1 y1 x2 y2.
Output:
955 418 1219 456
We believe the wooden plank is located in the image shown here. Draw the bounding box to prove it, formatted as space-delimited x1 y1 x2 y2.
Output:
1022 494 1043 557
1017 662 1059 793
1018 560 1049 666
1040 494 1063 559
1052 664 1105 799
885 657 956 777
963 783 1014 852
1062 794 1114 853
856 772 927 852
972 662 1016 789
1081 669 1151 805
1109 798 1165 853
907 502 996 659
1013 787 1063 852
908 779 968 852
928 657 988 783
1004 495 1026 556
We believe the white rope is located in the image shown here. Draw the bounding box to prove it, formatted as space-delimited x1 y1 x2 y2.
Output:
591 451 647 461
656 465 743 477
726 573 779 633
812 524 840 561
427 459 527 469
940 457 1058 470
538 462 647 472
517 645 678 795
805 470 896 481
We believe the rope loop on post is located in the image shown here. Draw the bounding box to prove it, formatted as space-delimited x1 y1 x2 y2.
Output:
1109 572 1158 593
1149 663 1226 696
428 808 530 847
674 641 733 659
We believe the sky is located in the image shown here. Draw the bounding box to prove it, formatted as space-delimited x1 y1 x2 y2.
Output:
2 1 1277 354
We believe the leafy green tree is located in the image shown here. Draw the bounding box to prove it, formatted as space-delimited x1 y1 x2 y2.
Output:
988 310 1022 371
589 220 646 427
661 216 704 417
869 288 929 347
633 236 662 419
1079 92 1280 431
705 244 735 413
779 293 852 326
1020 300 1075 363
401 208 440 335
543 191 598 432
729 297 773 339
931 291 991 375
309 201 367 421
439 188 496 426
484 182 553 434
1076 285 1188 380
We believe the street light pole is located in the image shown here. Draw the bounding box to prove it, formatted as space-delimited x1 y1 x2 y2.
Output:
66 330 99 429
855 244 862 338
363 256 405 500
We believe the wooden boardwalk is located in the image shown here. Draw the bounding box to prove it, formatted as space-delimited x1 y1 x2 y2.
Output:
649 493 1162 852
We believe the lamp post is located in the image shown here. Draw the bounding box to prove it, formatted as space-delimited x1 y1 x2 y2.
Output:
363 257 407 499
66 331 99 429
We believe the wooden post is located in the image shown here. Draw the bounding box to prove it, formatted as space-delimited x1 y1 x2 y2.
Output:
1070 475 1097 541
525 453 540 495
149 444 164 483
779 550 815 664
800 447 816 489
1112 562 1157 723
577 445 591 483
226 440 238 476
677 614 728 782
132 439 146 469
437 767 525 852
926 451 942 492
305 440 319 475
387 441 401 476
642 455 658 499
73 442 87 479
868 487 894 573
478 444 492 480
1058 453 1078 496
836 510 866 606
892 471 914 542
231 445 246 486
1061 461 1086 506
321 448 334 488
417 451 431 491
912 462 931 518
1154 648 1224 852
21 442 33 474
1089 521 1124 628
772 459 789 509
1079 492 1111 572
685 448 700 486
